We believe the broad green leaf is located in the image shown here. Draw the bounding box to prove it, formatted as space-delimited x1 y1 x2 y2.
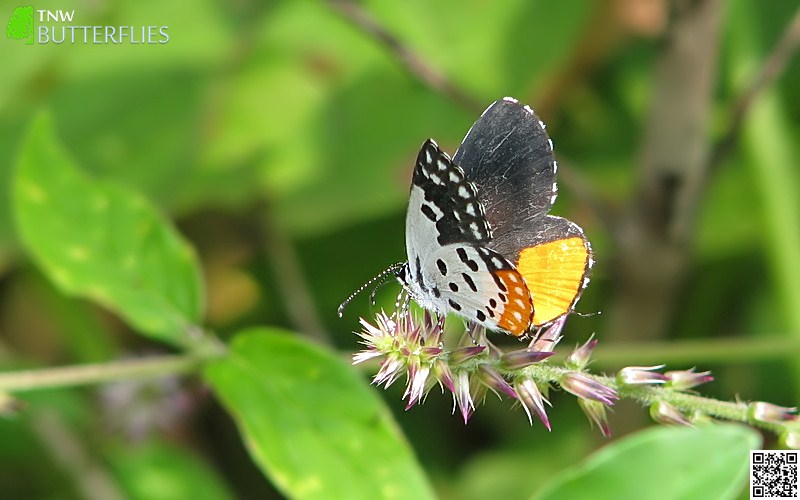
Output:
108 441 234 500
13 113 203 345
205 329 435 500
534 424 761 500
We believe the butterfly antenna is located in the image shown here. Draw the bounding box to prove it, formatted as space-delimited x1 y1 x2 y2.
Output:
338 262 406 317
368 271 398 306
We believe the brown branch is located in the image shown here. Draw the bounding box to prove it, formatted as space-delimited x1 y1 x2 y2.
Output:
32 412 126 500
709 6 800 169
327 0 611 231
327 0 483 114
531 0 632 122
605 0 725 342
255 204 332 346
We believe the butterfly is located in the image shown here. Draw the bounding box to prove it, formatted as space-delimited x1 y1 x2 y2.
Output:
342 97 593 337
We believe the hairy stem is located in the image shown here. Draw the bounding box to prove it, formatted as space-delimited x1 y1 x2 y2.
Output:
518 362 786 435
0 353 206 393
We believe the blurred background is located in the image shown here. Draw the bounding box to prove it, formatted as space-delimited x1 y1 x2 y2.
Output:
1 0 799 498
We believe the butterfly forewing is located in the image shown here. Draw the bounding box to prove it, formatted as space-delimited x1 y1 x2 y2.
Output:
409 140 491 247
453 97 558 241
454 98 591 327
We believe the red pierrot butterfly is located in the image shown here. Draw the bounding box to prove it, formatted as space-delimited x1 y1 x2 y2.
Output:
341 97 592 337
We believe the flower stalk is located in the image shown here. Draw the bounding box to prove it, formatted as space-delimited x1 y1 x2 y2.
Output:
353 311 799 446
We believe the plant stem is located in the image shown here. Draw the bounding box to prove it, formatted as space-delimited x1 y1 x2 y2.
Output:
520 362 786 435
0 354 203 393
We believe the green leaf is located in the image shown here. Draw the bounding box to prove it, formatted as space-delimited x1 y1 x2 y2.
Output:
204 329 435 500
12 112 203 345
108 441 234 500
534 425 761 500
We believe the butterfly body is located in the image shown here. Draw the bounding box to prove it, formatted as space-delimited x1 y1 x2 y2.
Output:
397 97 592 337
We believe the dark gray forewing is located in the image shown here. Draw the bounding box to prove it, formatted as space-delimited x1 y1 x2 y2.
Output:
452 97 557 242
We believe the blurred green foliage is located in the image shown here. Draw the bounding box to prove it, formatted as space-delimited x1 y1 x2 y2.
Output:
1 0 799 498
535 424 760 499
14 114 203 345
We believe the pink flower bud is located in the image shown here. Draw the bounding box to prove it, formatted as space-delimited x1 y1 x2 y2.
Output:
618 365 668 386
566 335 597 370
665 368 713 391
477 364 517 400
530 315 566 351
500 349 554 370
578 399 612 437
452 371 475 424
515 378 551 430
749 402 797 424
561 372 618 405
650 401 692 426
433 360 455 393
448 345 486 366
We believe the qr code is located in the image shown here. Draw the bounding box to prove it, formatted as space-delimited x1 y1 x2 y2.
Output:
751 451 798 498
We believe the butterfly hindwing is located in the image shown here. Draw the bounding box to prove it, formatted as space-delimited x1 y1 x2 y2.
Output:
493 215 592 327
419 244 533 337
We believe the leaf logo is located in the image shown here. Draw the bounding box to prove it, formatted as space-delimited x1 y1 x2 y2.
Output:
7 5 34 45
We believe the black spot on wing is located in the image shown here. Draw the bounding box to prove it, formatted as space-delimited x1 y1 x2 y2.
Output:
456 247 479 272
448 299 462 311
449 282 459 292
492 273 508 292
462 273 477 292
475 310 486 322
436 259 447 276
421 204 438 222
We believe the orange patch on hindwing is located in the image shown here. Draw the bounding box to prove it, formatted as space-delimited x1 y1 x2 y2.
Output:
516 237 590 326
492 269 533 336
